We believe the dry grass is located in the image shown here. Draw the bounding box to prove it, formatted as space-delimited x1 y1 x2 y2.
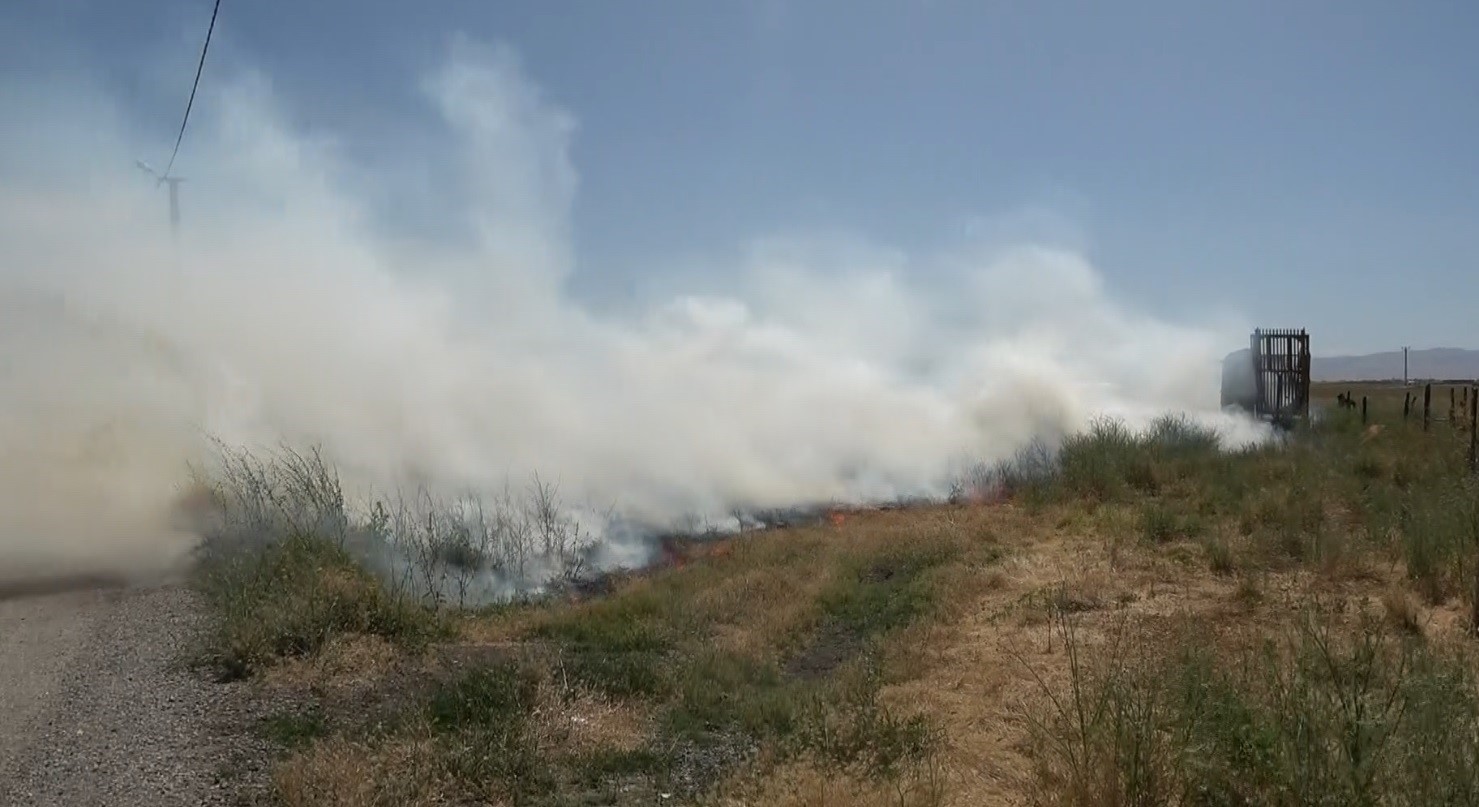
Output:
709 758 950 807
196 396 1479 805
273 733 446 807
1381 585 1425 636
261 634 404 690
528 681 651 756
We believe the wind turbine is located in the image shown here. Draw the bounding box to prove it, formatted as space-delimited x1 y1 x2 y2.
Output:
135 159 185 238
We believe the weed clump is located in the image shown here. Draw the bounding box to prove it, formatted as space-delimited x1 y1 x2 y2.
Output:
1027 606 1479 806
197 531 444 679
977 415 1228 506
1387 475 1479 605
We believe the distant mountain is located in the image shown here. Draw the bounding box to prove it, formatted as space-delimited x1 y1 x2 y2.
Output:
1313 348 1479 382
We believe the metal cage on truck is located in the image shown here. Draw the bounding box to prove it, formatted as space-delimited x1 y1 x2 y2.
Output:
1221 328 1311 425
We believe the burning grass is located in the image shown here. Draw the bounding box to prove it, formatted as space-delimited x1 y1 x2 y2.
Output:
191 386 1479 805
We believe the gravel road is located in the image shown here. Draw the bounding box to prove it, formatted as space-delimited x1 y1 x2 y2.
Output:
0 583 270 806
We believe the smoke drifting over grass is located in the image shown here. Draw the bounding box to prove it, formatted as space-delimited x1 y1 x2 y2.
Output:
0 40 1263 590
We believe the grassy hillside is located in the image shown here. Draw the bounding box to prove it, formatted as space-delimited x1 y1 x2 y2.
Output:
191 388 1479 806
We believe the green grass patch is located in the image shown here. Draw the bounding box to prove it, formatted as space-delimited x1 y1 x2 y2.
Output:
659 649 940 787
530 587 676 699
425 661 552 800
666 651 803 739
572 747 667 783
426 660 540 735
1139 501 1206 545
816 542 957 640
259 707 328 751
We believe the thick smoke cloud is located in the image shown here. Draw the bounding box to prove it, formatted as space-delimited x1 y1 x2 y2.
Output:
0 40 1262 586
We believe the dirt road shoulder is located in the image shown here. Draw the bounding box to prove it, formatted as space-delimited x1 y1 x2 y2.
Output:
0 585 272 806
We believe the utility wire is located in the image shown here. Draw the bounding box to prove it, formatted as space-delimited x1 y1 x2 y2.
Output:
161 0 223 182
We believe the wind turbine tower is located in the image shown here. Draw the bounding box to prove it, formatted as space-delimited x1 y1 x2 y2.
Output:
135 160 186 239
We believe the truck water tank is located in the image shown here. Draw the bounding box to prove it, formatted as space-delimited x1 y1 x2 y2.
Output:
1221 348 1257 412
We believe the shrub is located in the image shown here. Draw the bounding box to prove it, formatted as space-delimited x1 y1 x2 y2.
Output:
197 531 443 679
1028 606 1479 806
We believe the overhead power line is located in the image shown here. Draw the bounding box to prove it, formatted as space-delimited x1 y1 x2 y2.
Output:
161 0 223 182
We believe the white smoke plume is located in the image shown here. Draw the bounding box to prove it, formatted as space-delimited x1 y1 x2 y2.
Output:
0 39 1263 589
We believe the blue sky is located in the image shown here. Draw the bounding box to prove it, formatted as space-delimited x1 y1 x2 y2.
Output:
4 0 1477 354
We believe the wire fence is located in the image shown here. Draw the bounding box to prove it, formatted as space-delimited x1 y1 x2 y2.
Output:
1330 381 1479 472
